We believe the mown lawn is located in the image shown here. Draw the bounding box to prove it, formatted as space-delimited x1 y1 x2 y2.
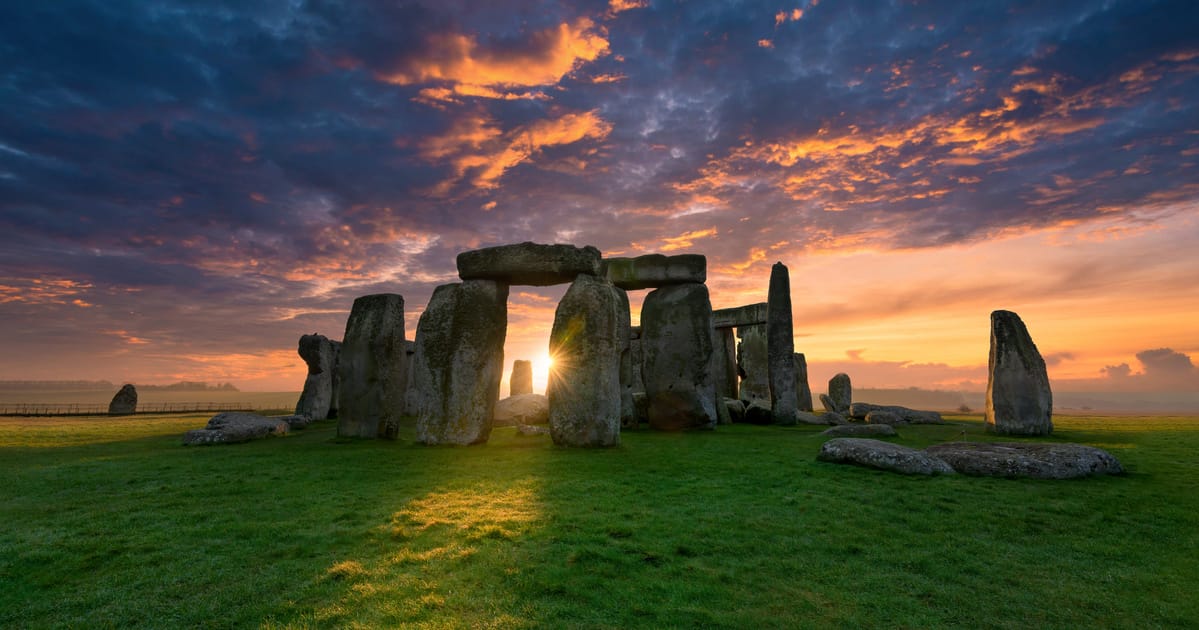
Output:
1 413 1196 628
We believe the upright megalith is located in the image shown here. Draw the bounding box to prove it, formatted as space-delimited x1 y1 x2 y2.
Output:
510 360 533 396
641 283 719 431
714 327 738 400
986 310 1053 436
736 324 770 407
457 242 601 286
295 333 336 420
767 262 798 425
548 274 627 447
822 373 852 416
795 352 813 412
108 384 137 415
328 341 341 419
399 340 415 415
601 254 706 290
337 294 406 439
413 280 508 445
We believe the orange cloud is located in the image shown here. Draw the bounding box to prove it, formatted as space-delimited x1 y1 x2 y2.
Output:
0 277 95 306
379 18 609 101
609 0 648 13
421 110 612 192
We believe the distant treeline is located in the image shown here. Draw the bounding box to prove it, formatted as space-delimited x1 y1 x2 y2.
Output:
0 380 239 392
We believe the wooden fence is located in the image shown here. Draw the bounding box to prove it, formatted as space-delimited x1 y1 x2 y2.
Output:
0 402 263 417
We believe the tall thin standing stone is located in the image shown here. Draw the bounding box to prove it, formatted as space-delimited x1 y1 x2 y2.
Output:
295 333 336 420
737 324 770 406
794 352 813 412
714 327 739 401
337 294 406 439
510 360 533 396
767 262 798 425
986 310 1053 436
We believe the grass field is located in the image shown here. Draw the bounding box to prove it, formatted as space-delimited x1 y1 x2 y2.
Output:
0 389 300 408
1 413 1196 628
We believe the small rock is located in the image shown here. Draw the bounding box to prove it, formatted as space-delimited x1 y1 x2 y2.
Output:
817 438 954 475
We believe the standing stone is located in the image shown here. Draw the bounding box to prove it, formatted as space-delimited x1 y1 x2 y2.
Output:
510 360 533 396
337 294 406 439
328 340 341 419
794 352 813 412
767 262 798 425
737 324 770 407
714 328 739 401
986 310 1053 436
623 326 645 429
823 373 852 415
413 280 508 445
614 288 636 431
399 340 415 415
548 275 626 447
108 384 137 415
295 333 335 421
641 283 719 431
628 327 645 394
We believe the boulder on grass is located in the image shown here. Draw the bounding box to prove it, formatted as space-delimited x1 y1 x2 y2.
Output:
108 384 138 415
183 412 290 445
493 394 550 427
817 438 954 475
822 424 898 438
925 442 1123 479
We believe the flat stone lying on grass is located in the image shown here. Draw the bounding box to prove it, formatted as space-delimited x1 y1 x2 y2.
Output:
864 410 906 426
817 438 954 475
851 402 945 424
796 411 833 425
925 442 1124 479
822 424 898 437
493 393 549 427
183 412 290 445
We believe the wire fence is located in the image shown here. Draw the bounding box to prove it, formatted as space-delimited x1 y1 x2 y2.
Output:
0 402 266 417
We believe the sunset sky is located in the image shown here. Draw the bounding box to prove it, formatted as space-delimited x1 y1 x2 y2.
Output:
1 0 1196 394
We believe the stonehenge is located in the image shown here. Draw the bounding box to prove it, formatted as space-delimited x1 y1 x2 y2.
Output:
337 294 407 439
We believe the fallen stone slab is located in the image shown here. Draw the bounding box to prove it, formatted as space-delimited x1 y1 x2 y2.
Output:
865 410 907 426
851 403 945 424
494 393 549 427
279 414 313 430
602 254 705 290
183 412 290 445
796 411 833 425
823 424 898 438
925 442 1124 479
817 438 954 475
457 242 601 286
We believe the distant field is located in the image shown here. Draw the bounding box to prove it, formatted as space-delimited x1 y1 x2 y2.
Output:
2 413 1196 628
0 389 300 409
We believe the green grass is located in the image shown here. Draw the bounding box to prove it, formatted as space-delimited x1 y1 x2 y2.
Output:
1 413 1196 628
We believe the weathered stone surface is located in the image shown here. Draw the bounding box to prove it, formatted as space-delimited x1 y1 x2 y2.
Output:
824 411 849 425
631 392 650 426
641 283 719 431
767 262 798 425
328 340 342 419
615 288 636 431
510 360 533 396
987 310 1053 436
457 242 601 286
796 411 832 425
743 401 774 425
183 412 290 445
108 384 137 415
823 424 898 437
713 303 768 328
399 340 415 416
725 398 746 424
817 438 954 475
278 414 313 430
337 294 407 439
493 393 549 427
736 324 770 407
826 373 852 415
295 333 336 421
602 254 706 290
925 442 1123 479
851 403 945 424
548 274 626 447
714 328 738 400
516 424 550 437
819 394 837 414
864 410 907 426
795 353 813 412
413 281 508 445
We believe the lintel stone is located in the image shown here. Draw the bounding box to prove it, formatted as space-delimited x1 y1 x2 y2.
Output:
713 302 768 328
457 241 601 286
601 254 706 290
